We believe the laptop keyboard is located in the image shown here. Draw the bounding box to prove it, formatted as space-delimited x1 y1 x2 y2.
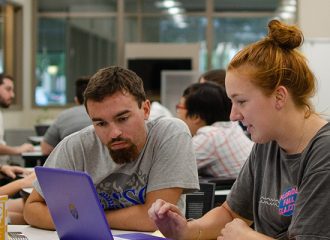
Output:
8 232 28 240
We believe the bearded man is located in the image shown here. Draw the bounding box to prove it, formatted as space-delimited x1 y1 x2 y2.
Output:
24 66 199 231
0 74 34 171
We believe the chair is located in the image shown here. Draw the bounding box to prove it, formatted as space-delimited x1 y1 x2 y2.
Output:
199 177 236 206
185 182 216 219
199 176 236 190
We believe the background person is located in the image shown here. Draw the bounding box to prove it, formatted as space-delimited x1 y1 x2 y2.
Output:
198 69 248 135
176 82 253 178
149 19 330 240
0 163 35 225
0 74 34 165
24 66 199 231
3 172 36 224
41 76 92 155
198 69 226 86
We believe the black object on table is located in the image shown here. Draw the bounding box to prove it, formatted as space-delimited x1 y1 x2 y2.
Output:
21 153 48 167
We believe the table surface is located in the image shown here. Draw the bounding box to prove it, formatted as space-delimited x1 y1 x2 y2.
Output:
8 225 163 240
21 146 48 167
215 189 231 195
9 225 58 240
21 146 43 157
28 136 43 144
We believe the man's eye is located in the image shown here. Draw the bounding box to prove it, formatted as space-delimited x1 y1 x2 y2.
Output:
117 116 129 123
95 122 106 127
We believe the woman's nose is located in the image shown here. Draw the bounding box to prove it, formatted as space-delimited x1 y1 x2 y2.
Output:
230 105 243 122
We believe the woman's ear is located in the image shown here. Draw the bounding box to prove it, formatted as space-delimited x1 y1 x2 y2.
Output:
274 86 288 110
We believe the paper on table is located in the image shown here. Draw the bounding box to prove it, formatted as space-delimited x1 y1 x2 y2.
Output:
152 230 165 238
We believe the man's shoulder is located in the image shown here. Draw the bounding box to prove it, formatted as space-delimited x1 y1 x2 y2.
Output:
55 106 89 124
62 125 96 143
148 116 188 131
59 105 86 117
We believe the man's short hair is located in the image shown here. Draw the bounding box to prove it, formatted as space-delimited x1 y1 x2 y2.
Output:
75 76 90 104
183 82 232 125
0 73 13 85
84 66 146 109
199 69 226 87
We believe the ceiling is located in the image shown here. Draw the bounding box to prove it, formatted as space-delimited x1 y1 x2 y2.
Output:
38 0 280 13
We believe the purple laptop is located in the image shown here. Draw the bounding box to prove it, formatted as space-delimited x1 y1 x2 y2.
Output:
35 167 167 240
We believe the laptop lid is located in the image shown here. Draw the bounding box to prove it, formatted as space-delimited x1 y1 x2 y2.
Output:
35 167 114 240
35 167 167 240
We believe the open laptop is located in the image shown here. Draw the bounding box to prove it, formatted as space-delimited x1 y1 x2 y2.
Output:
35 167 167 240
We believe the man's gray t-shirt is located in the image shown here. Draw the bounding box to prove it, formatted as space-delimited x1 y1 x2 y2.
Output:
227 122 330 239
43 105 91 147
35 117 199 212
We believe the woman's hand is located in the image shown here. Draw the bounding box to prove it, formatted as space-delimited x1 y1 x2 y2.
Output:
218 218 253 240
148 199 190 240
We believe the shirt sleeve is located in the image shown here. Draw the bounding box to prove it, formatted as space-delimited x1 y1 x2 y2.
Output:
43 119 61 147
146 119 199 194
193 130 217 169
226 145 256 221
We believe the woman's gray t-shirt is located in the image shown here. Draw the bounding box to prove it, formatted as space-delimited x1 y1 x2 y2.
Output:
227 122 330 239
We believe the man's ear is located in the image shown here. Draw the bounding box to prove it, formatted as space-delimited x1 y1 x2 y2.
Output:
190 114 205 125
274 86 288 110
142 100 151 120
74 96 79 105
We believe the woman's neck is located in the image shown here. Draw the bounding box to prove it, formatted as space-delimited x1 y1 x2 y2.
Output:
279 113 327 154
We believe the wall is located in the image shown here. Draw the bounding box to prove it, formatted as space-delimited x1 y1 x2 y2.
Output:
298 0 330 38
298 0 330 117
4 0 62 130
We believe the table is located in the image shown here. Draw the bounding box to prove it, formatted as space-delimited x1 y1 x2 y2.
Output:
214 189 231 205
9 225 58 240
21 147 48 167
8 225 163 240
28 136 43 145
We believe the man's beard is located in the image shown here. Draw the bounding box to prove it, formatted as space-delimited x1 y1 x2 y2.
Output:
107 137 139 164
0 97 11 108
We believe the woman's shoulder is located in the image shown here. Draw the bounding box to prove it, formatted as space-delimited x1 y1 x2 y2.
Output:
308 122 330 149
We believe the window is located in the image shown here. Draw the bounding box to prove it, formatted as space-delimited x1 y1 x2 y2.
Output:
35 0 289 107
35 0 117 106
212 17 270 69
1 3 23 109
36 17 116 106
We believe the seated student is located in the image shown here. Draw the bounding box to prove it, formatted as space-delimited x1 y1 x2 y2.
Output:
23 66 199 231
176 82 253 178
0 74 34 164
148 19 330 240
199 69 248 135
41 76 92 155
149 101 173 120
199 69 226 86
0 165 35 224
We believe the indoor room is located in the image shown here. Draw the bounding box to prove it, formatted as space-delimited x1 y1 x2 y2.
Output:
0 0 330 239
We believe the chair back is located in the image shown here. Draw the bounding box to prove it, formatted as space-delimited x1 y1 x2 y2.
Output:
185 182 215 219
